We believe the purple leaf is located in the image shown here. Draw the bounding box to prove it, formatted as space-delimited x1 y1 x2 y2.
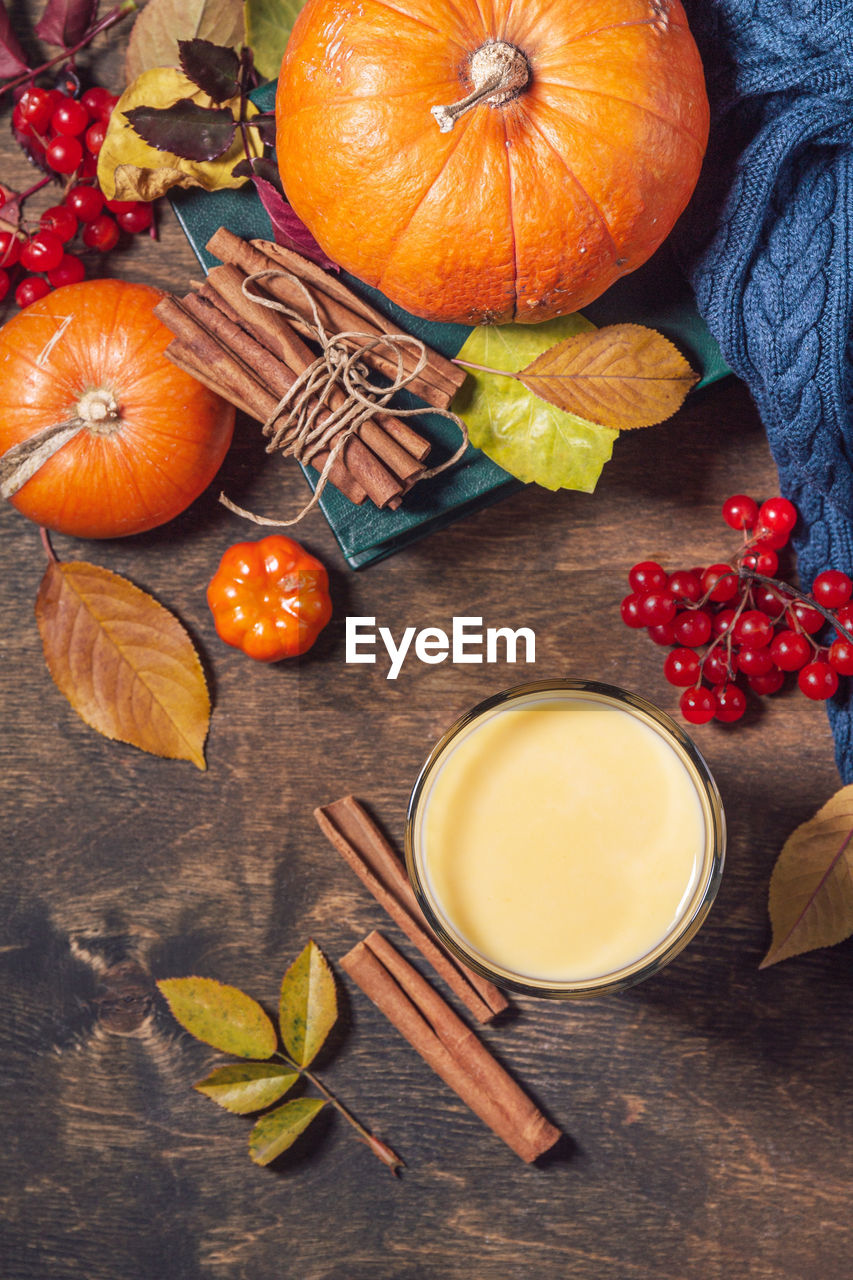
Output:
179 39 240 103
35 0 100 49
252 177 340 272
0 5 29 77
124 99 236 162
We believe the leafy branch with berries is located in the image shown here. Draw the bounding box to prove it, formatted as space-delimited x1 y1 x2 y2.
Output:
621 494 853 725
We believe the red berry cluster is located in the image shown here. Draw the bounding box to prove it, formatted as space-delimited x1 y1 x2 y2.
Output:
1 84 154 308
620 495 853 725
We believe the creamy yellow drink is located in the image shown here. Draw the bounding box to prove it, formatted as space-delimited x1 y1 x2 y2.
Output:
408 684 724 996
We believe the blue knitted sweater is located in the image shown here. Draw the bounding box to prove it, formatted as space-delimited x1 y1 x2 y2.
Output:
679 0 853 777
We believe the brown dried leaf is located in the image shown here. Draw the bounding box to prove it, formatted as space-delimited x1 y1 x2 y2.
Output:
761 785 853 967
124 0 245 84
35 559 209 769
517 323 698 430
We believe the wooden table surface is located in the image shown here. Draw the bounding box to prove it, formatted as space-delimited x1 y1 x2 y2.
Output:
1 18 851 1280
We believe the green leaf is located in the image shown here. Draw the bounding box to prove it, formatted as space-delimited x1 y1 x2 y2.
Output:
245 0 307 81
279 940 337 1067
249 1097 326 1166
158 977 278 1058
194 1062 299 1113
451 315 619 492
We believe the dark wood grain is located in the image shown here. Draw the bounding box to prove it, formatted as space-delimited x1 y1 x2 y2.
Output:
1 12 851 1280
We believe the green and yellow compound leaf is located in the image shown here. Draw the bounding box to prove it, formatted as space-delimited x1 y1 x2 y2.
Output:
97 67 259 201
194 1062 298 1113
244 0 307 81
451 314 618 492
35 559 209 769
158 977 278 1058
249 1097 326 1166
125 0 245 82
761 785 853 967
518 323 698 429
279 940 337 1067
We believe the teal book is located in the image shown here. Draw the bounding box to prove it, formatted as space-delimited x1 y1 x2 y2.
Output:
170 83 728 568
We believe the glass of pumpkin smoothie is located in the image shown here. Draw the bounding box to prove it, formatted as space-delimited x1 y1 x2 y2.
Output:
406 680 725 998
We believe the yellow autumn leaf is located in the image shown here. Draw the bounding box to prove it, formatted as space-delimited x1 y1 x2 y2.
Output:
97 66 260 202
35 559 210 769
518 323 699 430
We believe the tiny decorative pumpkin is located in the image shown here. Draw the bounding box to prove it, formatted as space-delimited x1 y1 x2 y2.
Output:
276 0 709 326
0 279 235 538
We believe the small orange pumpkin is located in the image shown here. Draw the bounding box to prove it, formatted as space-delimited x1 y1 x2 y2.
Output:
0 279 235 538
276 0 709 326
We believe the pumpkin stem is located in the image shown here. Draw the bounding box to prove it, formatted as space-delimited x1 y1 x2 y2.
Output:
431 40 530 133
76 387 122 435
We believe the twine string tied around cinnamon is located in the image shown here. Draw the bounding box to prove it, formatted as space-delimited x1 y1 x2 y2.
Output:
218 269 469 526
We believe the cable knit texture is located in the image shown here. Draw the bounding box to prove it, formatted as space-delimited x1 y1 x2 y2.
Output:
679 0 853 777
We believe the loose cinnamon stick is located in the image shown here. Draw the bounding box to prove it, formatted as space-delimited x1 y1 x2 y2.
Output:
341 933 560 1164
314 796 508 1022
207 228 461 410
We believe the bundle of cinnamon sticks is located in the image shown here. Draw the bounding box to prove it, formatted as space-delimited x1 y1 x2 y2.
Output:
154 229 467 513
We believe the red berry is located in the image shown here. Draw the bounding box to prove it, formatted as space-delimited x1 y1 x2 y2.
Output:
754 585 786 616
749 668 785 696
769 630 811 672
753 525 790 551
714 682 747 723
740 546 779 576
639 591 678 627
702 563 740 603
668 570 703 603
40 205 78 243
722 494 759 530
18 87 58 134
786 602 824 635
117 203 153 234
47 252 85 287
732 609 774 648
0 267 9 302
812 570 853 610
620 594 646 629
19 230 64 273
50 98 90 137
680 686 716 725
628 561 668 595
85 120 107 155
798 661 838 701
828 638 853 676
672 608 712 647
647 622 676 646
736 646 775 677
15 276 51 307
81 87 117 119
82 213 119 252
664 648 701 687
758 497 797 536
46 134 83 174
65 183 104 222
835 603 853 632
0 230 21 267
703 648 733 684
712 608 737 638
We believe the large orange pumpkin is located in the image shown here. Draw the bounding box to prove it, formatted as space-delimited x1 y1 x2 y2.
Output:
276 0 710 325
0 279 235 538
